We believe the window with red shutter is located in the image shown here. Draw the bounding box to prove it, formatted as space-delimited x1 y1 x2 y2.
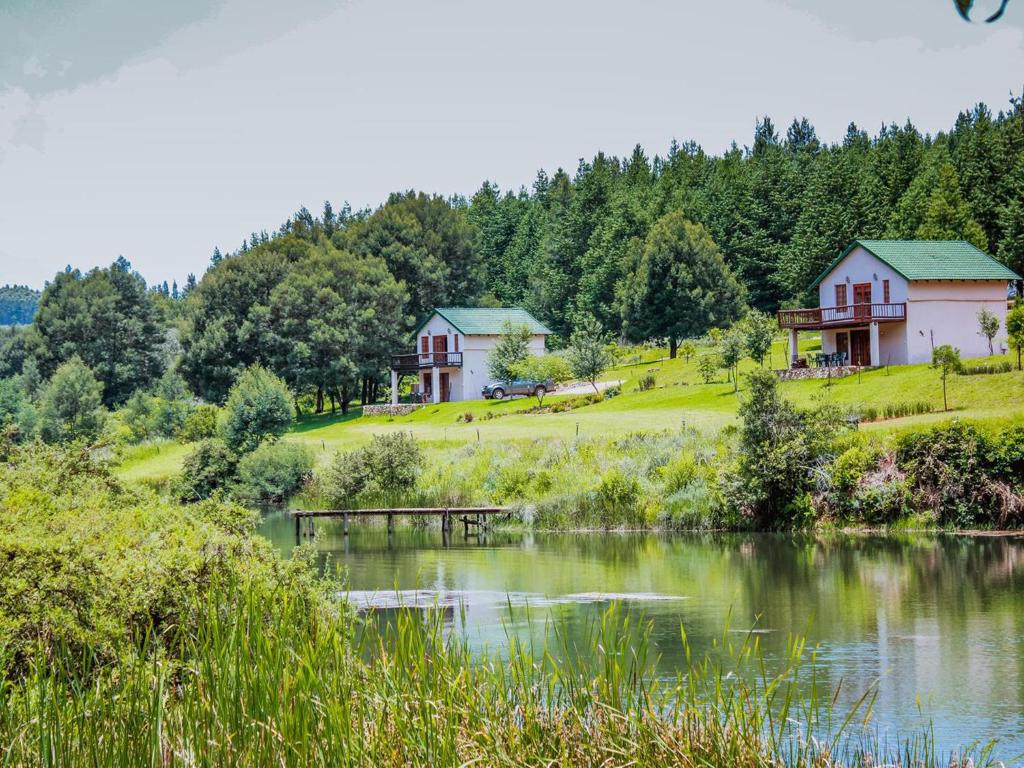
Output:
420 336 429 354
883 280 890 303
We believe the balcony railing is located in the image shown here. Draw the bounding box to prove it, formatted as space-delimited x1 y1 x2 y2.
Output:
777 302 906 329
391 352 463 372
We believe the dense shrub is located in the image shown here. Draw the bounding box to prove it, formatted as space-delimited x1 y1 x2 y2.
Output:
0 443 324 674
221 365 293 453
322 432 423 505
897 422 1024 528
234 441 315 502
594 467 645 528
177 439 239 502
38 357 107 444
637 372 657 391
179 403 220 442
857 401 933 422
959 360 1014 376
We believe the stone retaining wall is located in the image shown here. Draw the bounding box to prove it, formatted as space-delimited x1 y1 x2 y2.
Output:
775 366 863 381
362 404 425 417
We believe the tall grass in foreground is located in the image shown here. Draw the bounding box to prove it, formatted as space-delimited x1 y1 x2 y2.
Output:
0 586 995 767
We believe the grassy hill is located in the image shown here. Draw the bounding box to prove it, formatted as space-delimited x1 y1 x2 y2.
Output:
117 334 1024 487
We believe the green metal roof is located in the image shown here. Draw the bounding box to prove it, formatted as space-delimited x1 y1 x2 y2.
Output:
810 240 1022 288
414 307 553 336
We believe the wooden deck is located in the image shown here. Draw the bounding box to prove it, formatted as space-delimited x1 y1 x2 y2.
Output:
291 506 510 542
777 302 906 330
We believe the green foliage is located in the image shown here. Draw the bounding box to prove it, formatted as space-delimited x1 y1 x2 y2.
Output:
487 321 532 382
322 432 424 505
38 357 106 444
1006 304 1024 371
178 403 220 442
976 307 1000 355
0 442 320 673
679 340 697 362
897 421 1024 528
221 365 293 453
741 310 776 366
619 213 744 355
959 360 1013 376
931 344 962 411
915 163 988 250
594 467 645 528
566 315 613 391
30 261 165 406
177 439 239 501
719 328 745 391
725 369 844 527
637 372 657 391
697 354 719 384
0 284 39 325
234 441 314 502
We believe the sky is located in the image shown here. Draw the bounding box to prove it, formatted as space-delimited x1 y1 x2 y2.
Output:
1 0 1022 289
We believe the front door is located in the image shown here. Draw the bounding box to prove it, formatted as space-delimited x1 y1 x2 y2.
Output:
850 329 871 366
853 283 872 318
439 372 450 402
432 334 448 365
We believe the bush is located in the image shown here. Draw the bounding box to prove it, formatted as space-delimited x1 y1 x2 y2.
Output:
322 432 423 505
959 360 1014 376
178 403 220 442
0 442 323 674
234 441 314 502
594 467 644 528
177 439 238 502
637 372 657 391
857 401 934 422
221 365 293 453
38 357 107 444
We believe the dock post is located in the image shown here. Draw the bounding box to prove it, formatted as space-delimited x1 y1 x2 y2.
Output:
387 513 394 534
463 516 469 538
343 512 349 536
295 514 301 545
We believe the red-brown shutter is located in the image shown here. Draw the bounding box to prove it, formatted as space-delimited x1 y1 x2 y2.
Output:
835 284 847 308
883 280 890 303
420 336 429 354
453 335 459 352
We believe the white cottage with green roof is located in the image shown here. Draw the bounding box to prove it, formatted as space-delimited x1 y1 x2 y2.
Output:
389 307 552 403
778 240 1021 367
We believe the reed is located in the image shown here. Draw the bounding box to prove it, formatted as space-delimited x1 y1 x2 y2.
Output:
0 583 994 767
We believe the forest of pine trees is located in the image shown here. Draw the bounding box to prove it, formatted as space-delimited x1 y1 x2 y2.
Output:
0 286 40 326
230 98 1022 346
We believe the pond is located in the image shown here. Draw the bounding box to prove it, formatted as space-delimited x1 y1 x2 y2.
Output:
259 511 1024 760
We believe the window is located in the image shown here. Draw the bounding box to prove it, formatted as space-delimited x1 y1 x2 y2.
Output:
835 284 847 308
453 335 459 353
883 279 890 303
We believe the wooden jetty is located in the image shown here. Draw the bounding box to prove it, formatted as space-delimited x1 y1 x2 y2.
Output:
291 506 509 543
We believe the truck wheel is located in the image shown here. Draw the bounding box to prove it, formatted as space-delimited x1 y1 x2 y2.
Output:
492 388 505 400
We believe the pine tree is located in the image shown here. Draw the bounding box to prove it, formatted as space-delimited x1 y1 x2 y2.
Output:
916 163 988 249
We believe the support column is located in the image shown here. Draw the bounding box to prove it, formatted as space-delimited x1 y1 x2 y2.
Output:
869 322 880 367
431 366 441 404
788 328 799 367
390 369 399 405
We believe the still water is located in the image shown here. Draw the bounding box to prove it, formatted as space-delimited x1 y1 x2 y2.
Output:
259 511 1024 759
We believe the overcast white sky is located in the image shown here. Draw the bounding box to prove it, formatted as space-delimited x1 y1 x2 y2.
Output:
1 0 1022 288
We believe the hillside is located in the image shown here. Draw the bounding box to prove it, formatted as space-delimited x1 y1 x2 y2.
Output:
116 335 1024 486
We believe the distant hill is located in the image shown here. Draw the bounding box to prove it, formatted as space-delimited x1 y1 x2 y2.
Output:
0 285 40 325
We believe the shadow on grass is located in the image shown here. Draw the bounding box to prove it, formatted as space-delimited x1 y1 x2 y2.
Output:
291 408 365 434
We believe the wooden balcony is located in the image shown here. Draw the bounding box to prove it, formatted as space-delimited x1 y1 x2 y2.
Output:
777 303 906 330
391 352 463 372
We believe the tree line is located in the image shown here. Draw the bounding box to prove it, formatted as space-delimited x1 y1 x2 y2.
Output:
1 96 1022 422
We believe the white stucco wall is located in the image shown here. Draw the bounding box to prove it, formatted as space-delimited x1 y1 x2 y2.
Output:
818 246 908 309
904 281 1010 364
414 313 546 401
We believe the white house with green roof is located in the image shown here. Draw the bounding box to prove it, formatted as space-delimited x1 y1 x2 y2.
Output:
778 240 1021 367
390 307 552 403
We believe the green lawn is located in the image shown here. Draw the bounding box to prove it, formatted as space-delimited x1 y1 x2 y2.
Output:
116 335 1024 485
